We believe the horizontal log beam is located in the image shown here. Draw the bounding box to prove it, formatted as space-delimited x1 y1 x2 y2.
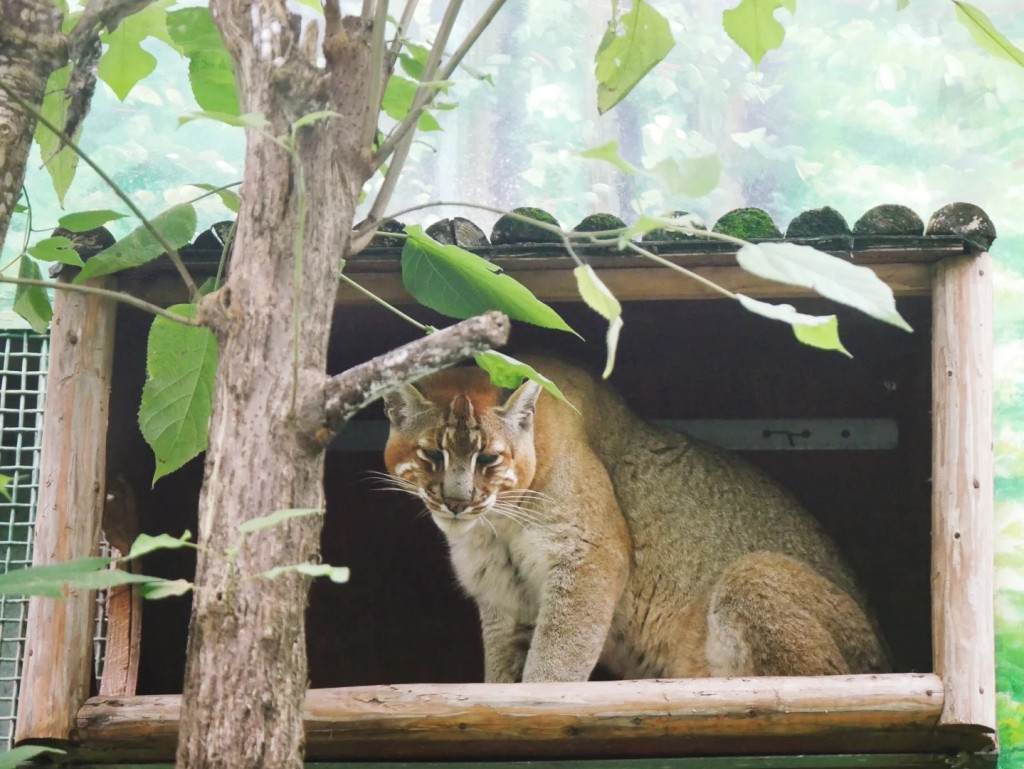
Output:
71 674 995 762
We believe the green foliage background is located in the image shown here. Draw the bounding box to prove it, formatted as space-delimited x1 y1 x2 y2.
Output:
1 1 1023 762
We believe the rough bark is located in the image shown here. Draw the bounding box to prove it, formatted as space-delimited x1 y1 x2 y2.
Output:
176 3 373 766
179 3 508 767
0 0 66 243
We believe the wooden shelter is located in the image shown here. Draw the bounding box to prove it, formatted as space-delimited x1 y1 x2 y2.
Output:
14 202 997 767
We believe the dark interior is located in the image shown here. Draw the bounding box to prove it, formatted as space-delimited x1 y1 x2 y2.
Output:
104 291 933 695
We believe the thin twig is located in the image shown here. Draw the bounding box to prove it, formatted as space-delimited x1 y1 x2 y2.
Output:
385 0 421 75
624 241 737 300
0 275 201 325
339 271 429 331
0 80 200 299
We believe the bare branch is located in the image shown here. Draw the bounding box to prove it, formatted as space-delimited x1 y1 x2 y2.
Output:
371 0 464 169
385 0 420 75
373 0 506 170
319 310 509 438
361 0 390 148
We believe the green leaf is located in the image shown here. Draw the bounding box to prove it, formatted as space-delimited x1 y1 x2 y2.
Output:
736 294 851 357
0 557 112 597
574 266 623 378
896 0 910 9
179 111 267 129
398 42 430 80
139 578 193 599
190 183 241 213
580 141 637 175
722 0 796 68
58 209 128 232
382 75 418 121
28 236 84 267
261 563 350 583
34 65 79 205
13 258 52 334
953 1 1024 67
239 508 325 535
99 14 158 100
474 351 575 409
735 243 913 332
0 746 66 769
167 7 240 115
13 202 28 214
125 531 195 560
647 154 721 198
401 225 577 335
138 304 218 484
74 203 197 283
595 0 675 114
0 473 10 501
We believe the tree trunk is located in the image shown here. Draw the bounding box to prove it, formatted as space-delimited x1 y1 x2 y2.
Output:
177 2 373 767
0 0 66 241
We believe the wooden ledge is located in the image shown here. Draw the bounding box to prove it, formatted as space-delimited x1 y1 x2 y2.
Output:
69 673 996 762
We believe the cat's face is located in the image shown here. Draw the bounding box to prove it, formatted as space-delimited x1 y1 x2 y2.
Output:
383 369 541 533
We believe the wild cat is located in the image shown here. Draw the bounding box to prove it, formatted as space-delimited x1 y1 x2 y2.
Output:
382 356 889 683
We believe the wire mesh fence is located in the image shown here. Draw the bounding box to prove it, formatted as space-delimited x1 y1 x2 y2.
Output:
0 331 49 751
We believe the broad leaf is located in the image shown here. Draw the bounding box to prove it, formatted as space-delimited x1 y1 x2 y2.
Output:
0 746 66 769
29 236 84 267
138 304 218 484
398 42 430 80
0 473 10 501
574 266 623 378
381 75 443 130
647 154 721 199
580 141 637 175
261 563 350 583
58 209 128 231
474 351 574 408
190 183 240 213
736 294 850 357
401 225 577 335
896 0 910 8
595 0 675 114
126 531 195 560
74 203 197 283
167 8 240 114
0 557 111 597
99 9 159 100
239 508 325 534
735 242 913 332
953 1 1024 67
722 0 796 68
34 65 79 205
13 258 52 334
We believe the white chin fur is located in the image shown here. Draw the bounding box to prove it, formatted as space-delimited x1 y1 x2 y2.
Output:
431 512 479 533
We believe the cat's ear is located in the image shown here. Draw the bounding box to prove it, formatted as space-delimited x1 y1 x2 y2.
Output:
499 379 542 431
383 383 435 434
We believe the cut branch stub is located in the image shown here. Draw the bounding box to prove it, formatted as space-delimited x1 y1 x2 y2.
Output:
320 310 511 441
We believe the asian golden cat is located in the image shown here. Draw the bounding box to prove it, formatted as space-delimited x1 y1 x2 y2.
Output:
383 356 889 683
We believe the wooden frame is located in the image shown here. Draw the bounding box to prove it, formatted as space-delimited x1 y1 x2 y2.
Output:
14 242 996 765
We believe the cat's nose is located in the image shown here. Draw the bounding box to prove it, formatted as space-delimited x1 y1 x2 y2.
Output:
444 497 472 515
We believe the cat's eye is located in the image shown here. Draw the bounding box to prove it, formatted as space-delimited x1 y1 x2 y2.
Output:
476 453 500 468
422 448 444 466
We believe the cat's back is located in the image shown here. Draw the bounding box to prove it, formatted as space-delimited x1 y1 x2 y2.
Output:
521 355 860 598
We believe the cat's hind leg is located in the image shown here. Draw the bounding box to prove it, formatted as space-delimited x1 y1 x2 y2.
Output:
703 551 889 677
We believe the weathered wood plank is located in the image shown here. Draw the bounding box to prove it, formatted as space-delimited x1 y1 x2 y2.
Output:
15 278 117 742
71 674 996 761
98 479 142 698
931 251 996 732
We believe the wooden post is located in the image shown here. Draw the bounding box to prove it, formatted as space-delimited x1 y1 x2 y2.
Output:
16 278 117 742
931 251 995 732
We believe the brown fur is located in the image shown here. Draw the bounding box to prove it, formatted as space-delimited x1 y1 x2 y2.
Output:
383 356 889 682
